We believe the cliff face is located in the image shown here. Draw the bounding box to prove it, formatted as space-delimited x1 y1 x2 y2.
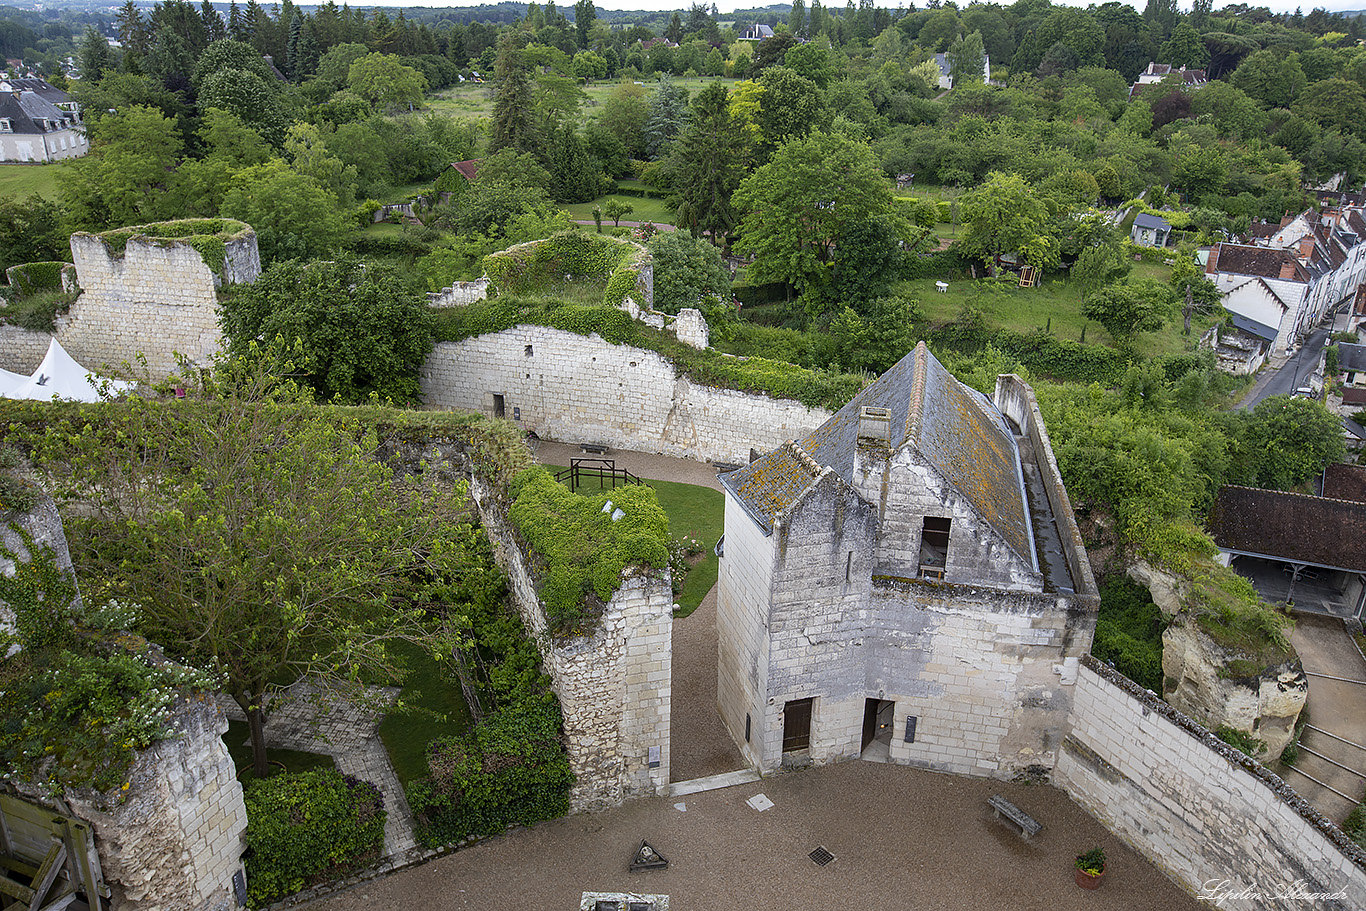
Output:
1161 618 1307 759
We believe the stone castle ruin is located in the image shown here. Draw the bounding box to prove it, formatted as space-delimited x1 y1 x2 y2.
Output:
1 219 259 379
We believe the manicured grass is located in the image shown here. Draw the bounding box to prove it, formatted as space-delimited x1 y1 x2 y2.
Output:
0 163 62 199
562 193 674 226
223 720 337 783
547 467 725 617
377 640 474 788
359 221 409 237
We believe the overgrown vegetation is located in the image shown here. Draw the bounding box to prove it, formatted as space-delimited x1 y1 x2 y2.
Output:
1092 577 1166 693
507 466 669 635
0 288 79 333
1215 724 1266 758
483 230 648 309
92 218 251 276
243 769 386 908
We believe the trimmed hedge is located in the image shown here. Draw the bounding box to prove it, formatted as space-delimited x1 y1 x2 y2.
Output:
348 233 438 258
5 261 67 295
243 769 385 907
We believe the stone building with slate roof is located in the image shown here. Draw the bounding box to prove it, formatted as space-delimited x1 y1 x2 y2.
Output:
0 77 84 162
715 342 1099 777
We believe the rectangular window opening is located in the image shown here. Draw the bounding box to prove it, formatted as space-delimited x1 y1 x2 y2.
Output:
919 516 951 579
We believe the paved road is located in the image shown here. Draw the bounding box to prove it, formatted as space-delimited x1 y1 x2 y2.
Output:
1284 615 1366 823
1236 325 1330 410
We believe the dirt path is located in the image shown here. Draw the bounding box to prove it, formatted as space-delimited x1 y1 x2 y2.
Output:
667 584 745 782
303 759 1201 911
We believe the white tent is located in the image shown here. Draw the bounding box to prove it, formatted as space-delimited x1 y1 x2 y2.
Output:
0 366 26 397
2 339 133 403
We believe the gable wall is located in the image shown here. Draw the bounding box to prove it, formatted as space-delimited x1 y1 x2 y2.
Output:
715 491 779 770
873 448 1040 591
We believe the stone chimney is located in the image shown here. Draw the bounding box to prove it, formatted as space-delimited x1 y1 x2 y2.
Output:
852 406 892 509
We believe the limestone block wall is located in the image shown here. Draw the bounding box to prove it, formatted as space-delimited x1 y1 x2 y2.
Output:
13 699 248 911
469 473 672 810
49 230 259 379
420 327 829 464
427 278 490 308
0 324 55 373
1057 658 1366 909
715 489 777 771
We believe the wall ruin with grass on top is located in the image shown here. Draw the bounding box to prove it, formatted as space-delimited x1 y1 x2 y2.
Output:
1 220 259 379
1056 656 1366 909
420 326 829 464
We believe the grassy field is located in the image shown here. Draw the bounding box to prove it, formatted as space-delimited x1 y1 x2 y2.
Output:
377 640 474 787
0 163 62 199
562 192 674 226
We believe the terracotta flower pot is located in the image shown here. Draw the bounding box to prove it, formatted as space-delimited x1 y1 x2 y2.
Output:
1075 865 1105 890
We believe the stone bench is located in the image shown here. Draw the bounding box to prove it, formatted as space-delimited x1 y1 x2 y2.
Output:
988 794 1041 839
580 441 610 454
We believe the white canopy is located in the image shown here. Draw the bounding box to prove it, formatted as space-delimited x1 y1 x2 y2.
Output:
2 339 133 403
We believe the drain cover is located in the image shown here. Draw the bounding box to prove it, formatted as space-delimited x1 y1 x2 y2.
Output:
808 846 835 866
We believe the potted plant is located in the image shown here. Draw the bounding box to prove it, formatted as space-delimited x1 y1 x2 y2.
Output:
1075 847 1106 889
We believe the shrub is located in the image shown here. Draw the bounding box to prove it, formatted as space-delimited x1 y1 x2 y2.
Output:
243 769 386 907
5 261 67 295
1091 577 1166 692
406 699 572 847
1214 724 1265 758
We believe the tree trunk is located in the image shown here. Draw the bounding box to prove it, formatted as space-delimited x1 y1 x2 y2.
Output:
236 693 270 780
1182 284 1194 336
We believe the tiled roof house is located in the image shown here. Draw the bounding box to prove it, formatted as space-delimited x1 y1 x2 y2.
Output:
715 342 1099 777
0 78 85 162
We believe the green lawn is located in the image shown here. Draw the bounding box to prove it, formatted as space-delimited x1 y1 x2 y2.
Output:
562 193 674 226
377 640 474 788
547 468 725 617
0 163 62 199
223 720 337 783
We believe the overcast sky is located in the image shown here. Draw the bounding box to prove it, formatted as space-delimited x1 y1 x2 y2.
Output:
352 1 1366 16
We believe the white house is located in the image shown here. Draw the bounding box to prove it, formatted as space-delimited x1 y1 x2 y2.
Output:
0 78 85 162
932 52 991 90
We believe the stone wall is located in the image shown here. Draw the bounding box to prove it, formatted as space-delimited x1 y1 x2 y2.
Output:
3 501 247 911
13 700 249 911
44 231 261 379
1056 657 1366 909
427 278 490 308
0 324 57 373
468 472 672 810
420 327 829 464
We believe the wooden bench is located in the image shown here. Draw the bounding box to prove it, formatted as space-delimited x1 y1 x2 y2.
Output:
988 794 1041 839
580 441 610 455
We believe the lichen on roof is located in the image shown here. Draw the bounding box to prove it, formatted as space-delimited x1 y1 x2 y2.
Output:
723 342 1033 564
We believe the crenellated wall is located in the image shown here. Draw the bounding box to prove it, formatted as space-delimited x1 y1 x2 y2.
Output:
420 327 829 464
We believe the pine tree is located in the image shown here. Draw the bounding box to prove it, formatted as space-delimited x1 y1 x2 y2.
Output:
228 1 245 42
201 0 226 43
668 81 745 239
789 0 807 39
490 34 536 155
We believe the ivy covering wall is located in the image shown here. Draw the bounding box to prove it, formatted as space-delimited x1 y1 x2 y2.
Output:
483 230 648 310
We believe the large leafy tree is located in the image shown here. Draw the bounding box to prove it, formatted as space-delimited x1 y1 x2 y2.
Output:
347 52 428 110
1231 396 1345 491
667 81 747 240
957 171 1052 277
1081 278 1175 351
220 158 352 264
57 104 183 230
220 257 433 404
0 195 68 273
647 230 731 315
733 131 908 303
25 359 473 778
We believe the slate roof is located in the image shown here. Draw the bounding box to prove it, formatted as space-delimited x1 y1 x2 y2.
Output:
1133 213 1171 231
722 342 1033 564
1323 463 1366 504
1339 342 1366 373
0 90 75 134
1208 485 1366 571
